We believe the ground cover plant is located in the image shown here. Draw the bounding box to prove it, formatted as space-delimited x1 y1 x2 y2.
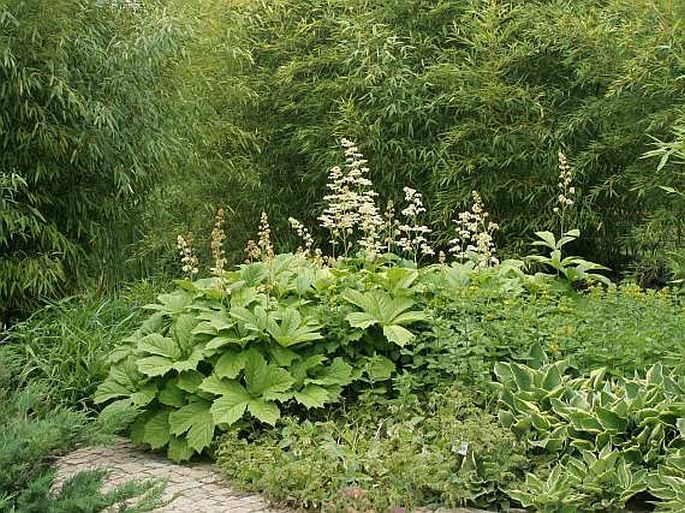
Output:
0 343 168 512
93 140 685 511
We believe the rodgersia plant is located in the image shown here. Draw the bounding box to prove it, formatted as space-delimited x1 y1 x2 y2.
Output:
449 191 499 269
210 208 227 275
244 212 276 263
397 187 435 262
318 139 384 258
176 233 199 278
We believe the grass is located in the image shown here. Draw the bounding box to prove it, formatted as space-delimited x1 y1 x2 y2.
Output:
0 283 166 409
0 283 173 511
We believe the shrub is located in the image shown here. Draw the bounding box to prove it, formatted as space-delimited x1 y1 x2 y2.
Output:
202 0 685 272
0 0 185 319
93 254 439 461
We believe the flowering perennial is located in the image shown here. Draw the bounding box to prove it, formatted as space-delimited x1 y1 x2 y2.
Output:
318 139 383 258
397 187 434 259
177 232 199 277
553 151 576 234
210 208 227 275
288 217 315 257
449 191 499 268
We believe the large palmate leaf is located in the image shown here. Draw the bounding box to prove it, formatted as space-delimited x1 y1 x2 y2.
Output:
94 357 157 407
135 327 208 377
142 410 172 450
343 289 427 346
230 305 269 335
200 351 295 426
244 350 295 399
144 290 193 315
265 307 323 347
203 375 284 426
168 400 215 452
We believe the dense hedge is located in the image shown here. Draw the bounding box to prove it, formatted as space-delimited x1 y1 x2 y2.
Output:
204 0 685 274
0 0 185 319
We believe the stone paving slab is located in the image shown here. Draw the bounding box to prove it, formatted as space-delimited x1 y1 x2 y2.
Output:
54 437 495 513
54 438 280 513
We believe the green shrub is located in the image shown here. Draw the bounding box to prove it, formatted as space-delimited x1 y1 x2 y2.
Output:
217 386 526 512
93 255 436 461
0 0 186 319
200 0 685 271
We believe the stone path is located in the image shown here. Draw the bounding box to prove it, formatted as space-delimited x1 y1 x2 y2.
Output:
54 438 495 513
55 438 280 513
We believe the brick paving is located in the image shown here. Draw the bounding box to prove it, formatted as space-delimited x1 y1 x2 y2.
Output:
54 437 495 513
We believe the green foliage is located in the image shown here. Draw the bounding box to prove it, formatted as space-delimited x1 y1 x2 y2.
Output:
217 386 526 512
201 0 685 271
0 0 186 318
508 448 648 513
0 347 167 513
527 229 611 286
1 294 144 408
650 449 685 512
94 255 432 461
413 279 685 387
636 113 685 285
494 360 685 511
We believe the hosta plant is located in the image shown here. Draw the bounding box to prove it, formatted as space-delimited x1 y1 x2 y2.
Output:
494 360 685 510
650 449 685 512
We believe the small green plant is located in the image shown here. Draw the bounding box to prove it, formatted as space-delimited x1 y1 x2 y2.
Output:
508 447 648 512
527 229 611 286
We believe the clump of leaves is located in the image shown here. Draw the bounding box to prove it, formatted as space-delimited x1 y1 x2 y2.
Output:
217 385 527 512
494 360 685 511
94 255 430 461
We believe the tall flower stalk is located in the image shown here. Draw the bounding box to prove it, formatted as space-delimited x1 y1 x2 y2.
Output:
177 232 199 278
553 151 575 236
449 191 499 269
397 187 434 262
210 208 227 275
318 139 383 258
